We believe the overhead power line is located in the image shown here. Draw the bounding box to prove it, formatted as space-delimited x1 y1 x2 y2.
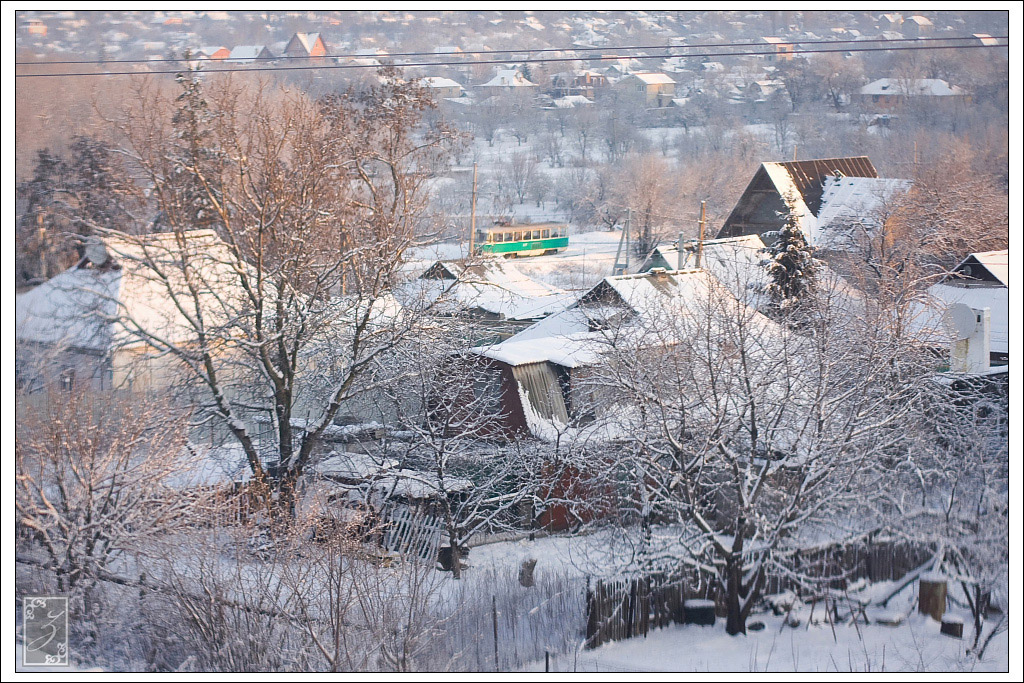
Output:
15 34 1008 67
14 41 1009 79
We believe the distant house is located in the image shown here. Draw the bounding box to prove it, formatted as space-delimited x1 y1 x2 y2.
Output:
879 13 903 30
909 250 1009 365
21 18 48 36
744 79 786 103
417 76 464 99
973 33 1001 47
550 69 607 98
613 72 676 107
478 69 537 91
761 36 794 62
857 78 969 108
284 32 329 59
225 45 274 64
195 45 229 60
717 156 880 244
903 15 934 37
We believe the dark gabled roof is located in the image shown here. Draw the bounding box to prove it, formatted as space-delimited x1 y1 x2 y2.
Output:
717 156 878 240
771 157 878 216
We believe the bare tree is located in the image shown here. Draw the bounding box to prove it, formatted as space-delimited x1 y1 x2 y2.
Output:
366 319 545 578
16 387 199 604
578 271 920 634
97 70 462 513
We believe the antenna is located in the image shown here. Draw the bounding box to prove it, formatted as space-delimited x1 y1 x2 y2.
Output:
944 303 976 340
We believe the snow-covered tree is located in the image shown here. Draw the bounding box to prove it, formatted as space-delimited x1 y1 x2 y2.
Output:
98 70 462 514
15 387 200 605
762 192 820 316
578 271 918 635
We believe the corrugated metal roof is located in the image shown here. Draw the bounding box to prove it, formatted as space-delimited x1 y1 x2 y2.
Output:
772 157 878 216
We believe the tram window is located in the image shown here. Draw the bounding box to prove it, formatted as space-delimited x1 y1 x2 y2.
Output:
493 232 503 243
514 231 522 241
532 230 541 239
504 232 512 242
542 229 550 238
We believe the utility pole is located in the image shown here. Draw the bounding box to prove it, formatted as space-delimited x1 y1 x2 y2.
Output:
612 207 632 276
624 208 631 273
696 200 706 269
469 163 478 257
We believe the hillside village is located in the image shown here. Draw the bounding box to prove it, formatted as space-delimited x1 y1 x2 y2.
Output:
13 9 1011 675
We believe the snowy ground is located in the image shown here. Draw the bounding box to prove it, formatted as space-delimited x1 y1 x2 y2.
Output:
459 532 1009 674
523 613 1009 673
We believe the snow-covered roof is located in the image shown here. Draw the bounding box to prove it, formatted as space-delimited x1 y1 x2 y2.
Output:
418 76 462 89
227 45 270 62
642 235 769 308
906 15 933 26
813 176 913 250
952 250 1008 287
16 230 244 353
292 32 321 54
473 268 781 368
479 69 536 87
552 95 594 108
630 72 676 85
859 78 963 97
404 259 573 322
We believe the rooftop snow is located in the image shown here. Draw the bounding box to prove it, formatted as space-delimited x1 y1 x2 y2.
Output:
859 78 963 97
813 176 913 250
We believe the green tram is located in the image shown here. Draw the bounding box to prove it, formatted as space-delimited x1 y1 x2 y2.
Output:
475 223 569 257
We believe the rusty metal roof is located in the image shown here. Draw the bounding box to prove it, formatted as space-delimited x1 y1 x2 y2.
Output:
772 157 878 215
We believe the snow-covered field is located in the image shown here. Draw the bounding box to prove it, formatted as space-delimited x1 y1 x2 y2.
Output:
525 614 1009 673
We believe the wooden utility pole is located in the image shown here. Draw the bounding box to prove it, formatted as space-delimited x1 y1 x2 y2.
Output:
612 208 632 276
624 208 631 273
793 144 798 161
469 163 478 256
696 200 706 269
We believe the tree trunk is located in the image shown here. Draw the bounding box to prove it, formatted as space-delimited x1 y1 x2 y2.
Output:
724 557 746 635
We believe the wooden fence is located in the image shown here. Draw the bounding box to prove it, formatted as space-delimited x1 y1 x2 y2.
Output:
585 539 932 650
381 504 443 563
585 573 690 649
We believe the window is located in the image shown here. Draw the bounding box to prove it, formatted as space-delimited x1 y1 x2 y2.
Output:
492 232 503 243
514 231 522 241
532 230 541 240
542 229 550 239
59 367 76 392
504 232 513 242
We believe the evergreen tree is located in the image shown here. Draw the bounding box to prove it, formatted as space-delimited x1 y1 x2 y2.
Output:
761 193 819 315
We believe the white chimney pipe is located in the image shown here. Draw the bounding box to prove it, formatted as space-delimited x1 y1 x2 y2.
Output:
950 306 991 374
